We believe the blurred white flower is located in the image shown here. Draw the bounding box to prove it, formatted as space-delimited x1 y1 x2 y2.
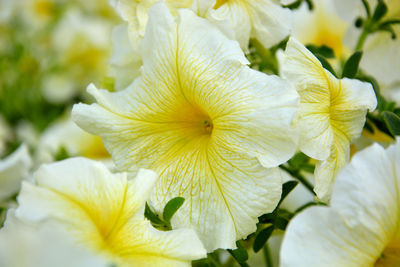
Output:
0 145 32 201
289 0 349 58
36 115 110 164
16 158 206 266
73 3 298 251
108 24 142 90
0 209 109 267
281 37 377 201
281 140 400 267
41 8 114 103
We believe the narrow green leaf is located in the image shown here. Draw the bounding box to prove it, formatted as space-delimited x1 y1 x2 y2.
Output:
273 217 289 230
163 197 185 223
304 0 314 10
228 241 248 263
315 55 337 77
277 181 298 207
306 44 335 58
253 226 274 252
361 0 371 17
282 0 302 10
372 0 388 22
342 51 363 78
383 111 400 136
144 202 164 225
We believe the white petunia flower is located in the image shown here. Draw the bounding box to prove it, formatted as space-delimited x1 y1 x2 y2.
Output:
36 116 110 164
281 37 377 201
281 139 400 267
73 3 298 251
16 158 206 266
42 8 114 103
208 0 292 50
0 145 32 201
289 0 349 58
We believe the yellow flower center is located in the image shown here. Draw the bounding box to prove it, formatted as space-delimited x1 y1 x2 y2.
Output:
375 242 400 267
312 28 344 58
214 0 229 9
172 103 214 137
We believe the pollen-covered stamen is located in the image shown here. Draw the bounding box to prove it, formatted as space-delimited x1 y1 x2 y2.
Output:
203 119 213 134
375 242 400 267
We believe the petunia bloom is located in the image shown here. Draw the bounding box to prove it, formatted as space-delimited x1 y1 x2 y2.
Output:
281 140 400 267
73 3 298 251
16 157 206 266
281 37 377 201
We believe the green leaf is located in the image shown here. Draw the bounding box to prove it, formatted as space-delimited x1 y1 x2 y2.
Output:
306 44 335 58
277 181 298 207
228 241 248 263
372 0 388 22
253 226 274 252
163 197 185 223
144 202 164 225
383 111 400 136
54 146 69 161
282 0 302 10
315 55 337 77
361 0 371 17
342 51 363 78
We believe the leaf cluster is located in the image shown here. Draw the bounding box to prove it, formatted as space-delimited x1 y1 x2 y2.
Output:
144 197 185 231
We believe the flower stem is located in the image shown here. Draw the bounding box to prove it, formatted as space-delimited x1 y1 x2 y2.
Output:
263 243 274 267
355 27 369 51
279 165 315 195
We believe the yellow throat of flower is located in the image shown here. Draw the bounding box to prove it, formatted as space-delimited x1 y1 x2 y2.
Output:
173 103 214 137
214 0 229 9
375 242 400 267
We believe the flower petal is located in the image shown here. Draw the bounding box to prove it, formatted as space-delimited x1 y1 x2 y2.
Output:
281 206 382 267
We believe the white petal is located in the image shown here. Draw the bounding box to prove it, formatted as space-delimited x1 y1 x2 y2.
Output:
282 37 333 160
281 206 383 267
109 24 142 90
248 0 292 48
208 1 252 50
0 145 32 200
331 143 398 239
0 209 109 267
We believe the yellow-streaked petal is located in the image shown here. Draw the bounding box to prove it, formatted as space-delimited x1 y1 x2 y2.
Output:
16 158 206 266
282 37 376 200
0 209 109 267
73 3 298 251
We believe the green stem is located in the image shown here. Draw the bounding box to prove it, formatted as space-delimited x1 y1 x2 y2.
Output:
263 244 274 267
279 165 315 195
208 253 222 267
355 27 369 51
